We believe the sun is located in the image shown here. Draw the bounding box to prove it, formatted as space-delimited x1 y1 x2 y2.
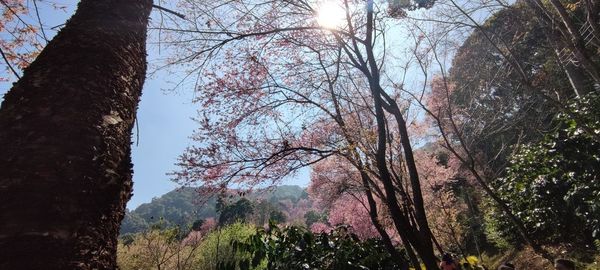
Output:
317 1 346 29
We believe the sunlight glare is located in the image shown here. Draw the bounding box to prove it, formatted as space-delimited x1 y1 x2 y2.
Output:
317 1 346 29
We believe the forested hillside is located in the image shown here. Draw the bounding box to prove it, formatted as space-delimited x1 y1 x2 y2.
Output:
120 185 310 234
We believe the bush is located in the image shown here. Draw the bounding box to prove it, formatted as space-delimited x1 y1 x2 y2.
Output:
117 223 260 270
235 222 406 270
195 222 261 270
117 227 200 270
487 93 600 249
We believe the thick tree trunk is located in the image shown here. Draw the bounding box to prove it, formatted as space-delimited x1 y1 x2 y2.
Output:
0 0 152 269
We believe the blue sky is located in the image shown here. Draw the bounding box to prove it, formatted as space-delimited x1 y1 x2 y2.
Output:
0 2 310 209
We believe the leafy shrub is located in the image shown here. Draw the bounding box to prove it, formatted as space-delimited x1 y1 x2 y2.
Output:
195 222 261 270
233 222 406 270
487 93 600 248
117 223 259 270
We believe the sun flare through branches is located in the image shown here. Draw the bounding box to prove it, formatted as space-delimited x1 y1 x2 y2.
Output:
317 1 346 29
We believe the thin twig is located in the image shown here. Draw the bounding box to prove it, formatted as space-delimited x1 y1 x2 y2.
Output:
32 0 49 43
135 115 140 147
0 47 21 79
152 4 186 19
50 23 65 30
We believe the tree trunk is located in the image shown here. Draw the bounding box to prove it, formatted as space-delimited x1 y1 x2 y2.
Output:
0 0 152 269
370 85 439 269
360 171 412 270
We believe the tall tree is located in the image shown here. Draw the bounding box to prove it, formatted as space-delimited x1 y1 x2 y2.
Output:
0 0 152 268
166 1 439 267
409 1 600 260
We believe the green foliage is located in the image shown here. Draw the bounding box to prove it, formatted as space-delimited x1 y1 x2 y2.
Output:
120 185 307 235
488 93 600 248
120 187 218 235
447 179 493 255
192 219 205 231
234 222 405 270
268 209 287 224
449 4 571 175
218 197 255 226
482 200 517 249
304 210 328 227
252 199 281 226
117 223 259 270
195 222 262 270
120 210 149 234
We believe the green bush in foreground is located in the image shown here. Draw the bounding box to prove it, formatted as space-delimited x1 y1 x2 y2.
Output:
118 223 261 270
487 93 600 250
196 222 262 270
232 222 406 270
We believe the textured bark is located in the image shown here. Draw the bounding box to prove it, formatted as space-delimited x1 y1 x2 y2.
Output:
0 0 152 269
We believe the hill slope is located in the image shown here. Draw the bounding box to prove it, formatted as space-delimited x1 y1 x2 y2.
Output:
120 185 308 234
